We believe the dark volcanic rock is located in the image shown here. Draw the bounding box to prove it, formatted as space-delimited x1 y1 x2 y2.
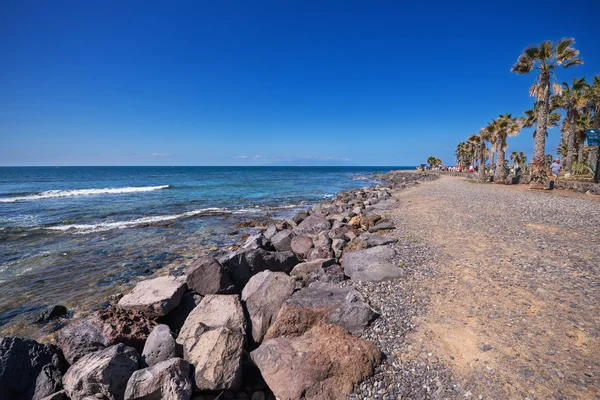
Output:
35 305 68 323
271 229 294 252
56 307 156 364
294 215 331 235
185 256 235 295
265 282 377 339
219 248 301 291
0 336 67 400
158 291 202 334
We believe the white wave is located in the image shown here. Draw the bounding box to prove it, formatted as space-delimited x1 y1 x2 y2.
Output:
48 208 227 234
0 185 170 203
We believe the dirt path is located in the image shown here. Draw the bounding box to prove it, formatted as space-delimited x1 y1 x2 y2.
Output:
392 176 600 399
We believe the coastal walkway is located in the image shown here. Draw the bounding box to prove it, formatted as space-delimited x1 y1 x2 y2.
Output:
389 175 599 399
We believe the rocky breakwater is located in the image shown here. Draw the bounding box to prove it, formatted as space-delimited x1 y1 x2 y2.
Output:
0 171 437 400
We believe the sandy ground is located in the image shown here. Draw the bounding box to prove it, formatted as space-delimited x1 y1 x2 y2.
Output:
392 175 599 399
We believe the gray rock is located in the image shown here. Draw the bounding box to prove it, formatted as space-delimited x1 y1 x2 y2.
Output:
181 326 244 391
290 258 337 285
364 235 398 247
368 220 395 233
265 282 376 338
38 391 67 400
63 343 139 400
271 229 293 252
124 358 191 400
55 314 109 364
332 238 345 258
35 305 68 323
141 324 177 367
241 271 295 344
241 233 273 251
0 337 66 400
177 295 246 346
118 276 187 317
185 257 235 295
263 225 277 240
295 215 331 235
220 249 301 291
290 235 313 259
306 245 333 261
342 246 404 281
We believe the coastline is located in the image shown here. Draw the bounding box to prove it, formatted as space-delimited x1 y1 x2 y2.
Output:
0 170 438 400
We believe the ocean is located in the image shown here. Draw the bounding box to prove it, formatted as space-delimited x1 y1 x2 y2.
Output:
0 166 410 338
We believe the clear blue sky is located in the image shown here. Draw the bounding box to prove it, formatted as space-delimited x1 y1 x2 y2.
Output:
1 0 598 166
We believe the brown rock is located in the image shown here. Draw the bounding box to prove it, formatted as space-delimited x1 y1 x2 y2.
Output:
290 235 313 259
251 324 380 400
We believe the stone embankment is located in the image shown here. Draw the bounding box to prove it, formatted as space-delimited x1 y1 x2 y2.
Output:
0 171 438 400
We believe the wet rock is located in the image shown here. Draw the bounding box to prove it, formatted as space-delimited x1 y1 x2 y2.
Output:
290 235 313 259
63 343 139 400
241 271 295 344
180 326 244 391
124 357 191 400
265 282 377 339
271 229 293 252
177 295 246 343
0 336 66 400
251 324 380 400
56 308 155 364
185 257 235 295
141 324 177 368
342 246 404 281
118 276 187 317
35 305 68 323
294 215 331 235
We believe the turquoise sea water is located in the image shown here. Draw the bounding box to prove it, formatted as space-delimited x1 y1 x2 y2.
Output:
0 166 410 337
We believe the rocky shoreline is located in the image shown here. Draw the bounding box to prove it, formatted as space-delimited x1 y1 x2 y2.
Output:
0 171 440 400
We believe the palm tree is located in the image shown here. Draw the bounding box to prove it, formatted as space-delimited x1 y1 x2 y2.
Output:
489 114 522 183
586 76 600 170
552 77 589 173
521 102 562 133
478 124 494 182
455 142 471 168
511 38 583 184
467 134 482 167
545 154 555 168
510 151 527 167
427 156 441 169
575 109 592 162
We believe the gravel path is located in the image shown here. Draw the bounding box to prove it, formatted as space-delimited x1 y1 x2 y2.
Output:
349 175 600 399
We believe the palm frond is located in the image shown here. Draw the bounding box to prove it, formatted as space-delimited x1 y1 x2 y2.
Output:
539 41 553 59
563 58 583 68
511 54 534 74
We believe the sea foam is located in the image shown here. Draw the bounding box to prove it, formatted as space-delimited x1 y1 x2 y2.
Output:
48 207 227 233
0 185 169 203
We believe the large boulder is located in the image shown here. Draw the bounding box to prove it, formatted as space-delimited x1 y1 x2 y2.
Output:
265 282 376 339
251 324 380 400
177 295 246 341
219 248 301 291
241 233 273 251
0 337 66 400
63 343 139 400
118 276 187 317
124 357 191 400
179 325 244 391
294 215 331 235
241 271 295 344
158 292 202 334
290 235 313 259
56 308 155 364
185 257 235 295
141 324 177 367
271 229 293 252
289 258 337 286
342 246 404 281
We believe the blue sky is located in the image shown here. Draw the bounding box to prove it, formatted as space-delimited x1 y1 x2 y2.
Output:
1 0 598 166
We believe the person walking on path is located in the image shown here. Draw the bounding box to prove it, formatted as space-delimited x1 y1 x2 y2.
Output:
550 158 562 181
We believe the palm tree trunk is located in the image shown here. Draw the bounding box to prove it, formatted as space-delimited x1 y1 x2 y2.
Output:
530 73 550 185
589 104 600 172
494 138 507 184
577 132 585 163
478 141 486 182
565 110 577 173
